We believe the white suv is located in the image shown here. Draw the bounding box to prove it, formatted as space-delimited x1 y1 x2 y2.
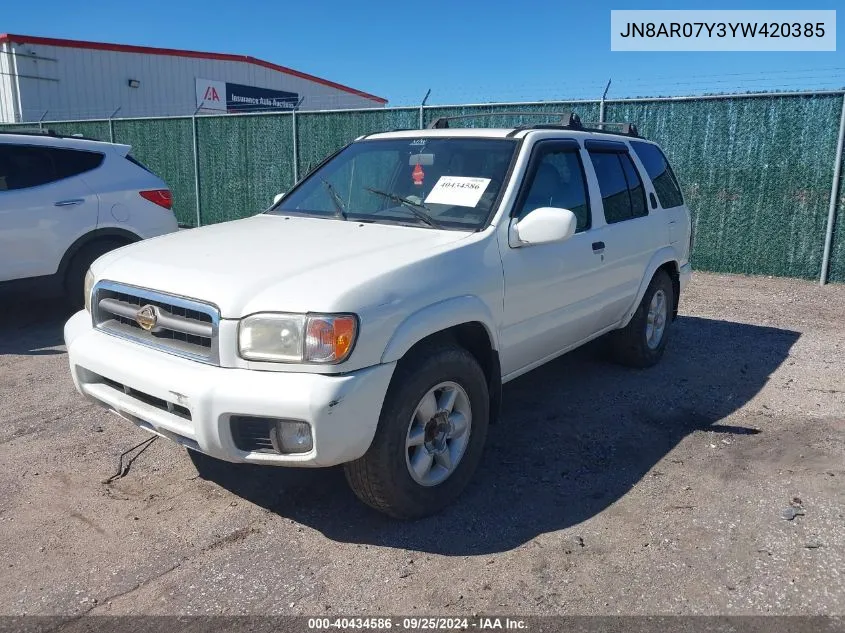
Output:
65 114 692 518
0 131 178 304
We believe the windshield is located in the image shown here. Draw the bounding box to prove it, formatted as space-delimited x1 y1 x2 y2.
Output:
269 137 518 230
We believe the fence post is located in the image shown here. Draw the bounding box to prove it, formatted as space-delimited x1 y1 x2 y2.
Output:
599 79 612 124
419 89 431 129
292 97 303 183
820 93 845 285
38 110 48 130
191 104 203 227
108 106 121 143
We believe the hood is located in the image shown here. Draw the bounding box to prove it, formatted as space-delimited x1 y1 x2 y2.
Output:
93 214 471 317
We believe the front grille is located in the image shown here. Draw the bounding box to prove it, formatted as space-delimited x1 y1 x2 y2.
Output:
99 375 192 420
230 416 276 453
93 281 219 364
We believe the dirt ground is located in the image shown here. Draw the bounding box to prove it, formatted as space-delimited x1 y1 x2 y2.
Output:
0 271 843 617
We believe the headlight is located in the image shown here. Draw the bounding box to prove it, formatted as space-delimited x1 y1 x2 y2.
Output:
239 313 358 364
83 269 95 313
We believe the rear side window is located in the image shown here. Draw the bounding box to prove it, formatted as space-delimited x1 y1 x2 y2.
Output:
619 153 647 218
630 141 684 208
53 148 104 179
0 145 104 191
588 151 649 224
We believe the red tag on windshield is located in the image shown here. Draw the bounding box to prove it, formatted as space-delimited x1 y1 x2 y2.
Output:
412 163 424 186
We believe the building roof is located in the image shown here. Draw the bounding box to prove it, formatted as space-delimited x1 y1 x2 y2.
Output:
0 33 387 105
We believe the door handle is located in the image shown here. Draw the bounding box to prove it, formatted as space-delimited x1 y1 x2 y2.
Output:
55 199 84 207
592 241 605 252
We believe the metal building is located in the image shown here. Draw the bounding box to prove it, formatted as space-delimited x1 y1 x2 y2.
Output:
0 33 387 123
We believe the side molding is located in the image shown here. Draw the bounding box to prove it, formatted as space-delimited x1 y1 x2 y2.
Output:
380 295 499 364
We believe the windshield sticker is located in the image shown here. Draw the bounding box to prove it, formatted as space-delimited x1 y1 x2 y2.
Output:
424 176 491 207
409 139 427 146
412 163 425 186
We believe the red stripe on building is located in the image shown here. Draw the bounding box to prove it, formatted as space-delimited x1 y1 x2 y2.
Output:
0 33 387 105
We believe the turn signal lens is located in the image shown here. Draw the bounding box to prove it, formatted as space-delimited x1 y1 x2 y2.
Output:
305 315 357 363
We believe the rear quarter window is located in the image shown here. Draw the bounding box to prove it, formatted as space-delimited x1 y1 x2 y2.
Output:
54 148 104 179
630 141 684 209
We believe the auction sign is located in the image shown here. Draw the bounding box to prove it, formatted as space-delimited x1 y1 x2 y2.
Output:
196 78 299 112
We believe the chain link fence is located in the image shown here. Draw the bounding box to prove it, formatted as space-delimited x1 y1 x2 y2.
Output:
2 90 844 283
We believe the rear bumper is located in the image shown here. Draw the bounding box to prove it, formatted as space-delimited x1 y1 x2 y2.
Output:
64 310 395 466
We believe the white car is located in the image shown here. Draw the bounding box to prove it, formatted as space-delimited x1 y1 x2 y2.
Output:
0 130 178 304
64 114 692 518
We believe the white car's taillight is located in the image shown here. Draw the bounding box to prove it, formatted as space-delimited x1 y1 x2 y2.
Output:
139 189 173 210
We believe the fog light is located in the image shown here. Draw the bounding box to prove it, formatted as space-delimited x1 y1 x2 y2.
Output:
271 420 313 454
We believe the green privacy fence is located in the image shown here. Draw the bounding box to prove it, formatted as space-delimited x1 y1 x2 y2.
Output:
114 118 197 226
606 95 844 281
2 90 844 282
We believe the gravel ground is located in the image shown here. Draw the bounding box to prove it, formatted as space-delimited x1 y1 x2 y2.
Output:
0 271 843 616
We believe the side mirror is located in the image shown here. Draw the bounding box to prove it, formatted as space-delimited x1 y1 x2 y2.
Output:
273 192 286 205
511 207 577 246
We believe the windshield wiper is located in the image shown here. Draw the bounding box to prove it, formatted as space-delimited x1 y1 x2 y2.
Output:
322 179 347 220
364 187 444 229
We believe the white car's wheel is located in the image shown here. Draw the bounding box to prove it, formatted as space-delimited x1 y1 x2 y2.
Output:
64 239 126 309
344 341 489 519
610 269 674 368
404 380 473 487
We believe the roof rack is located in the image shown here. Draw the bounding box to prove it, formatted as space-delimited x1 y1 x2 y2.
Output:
507 120 639 138
427 111 582 130
0 128 99 141
0 128 58 136
580 121 639 137
425 111 640 139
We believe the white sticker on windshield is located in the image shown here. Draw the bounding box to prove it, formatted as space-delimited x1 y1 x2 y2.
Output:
424 176 491 208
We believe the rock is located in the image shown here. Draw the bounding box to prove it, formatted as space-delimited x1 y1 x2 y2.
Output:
782 506 805 521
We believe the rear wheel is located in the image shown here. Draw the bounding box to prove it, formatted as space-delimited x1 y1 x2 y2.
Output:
344 342 489 519
64 239 127 309
609 269 674 368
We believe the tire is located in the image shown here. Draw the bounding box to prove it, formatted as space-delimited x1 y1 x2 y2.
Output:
64 239 126 309
344 342 490 519
609 269 674 368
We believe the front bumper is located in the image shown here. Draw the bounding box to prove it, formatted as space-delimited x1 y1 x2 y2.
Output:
64 310 395 466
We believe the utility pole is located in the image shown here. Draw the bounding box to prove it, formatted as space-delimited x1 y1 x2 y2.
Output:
108 106 121 143
419 89 431 129
599 79 612 125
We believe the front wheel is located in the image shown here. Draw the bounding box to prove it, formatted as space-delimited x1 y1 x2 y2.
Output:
344 342 489 519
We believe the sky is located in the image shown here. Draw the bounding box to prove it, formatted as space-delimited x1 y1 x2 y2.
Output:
2 0 843 106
